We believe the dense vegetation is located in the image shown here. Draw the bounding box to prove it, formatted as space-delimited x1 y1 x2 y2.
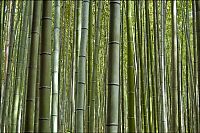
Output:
0 0 199 132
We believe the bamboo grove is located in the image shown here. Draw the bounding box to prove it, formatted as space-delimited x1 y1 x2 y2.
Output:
0 0 200 133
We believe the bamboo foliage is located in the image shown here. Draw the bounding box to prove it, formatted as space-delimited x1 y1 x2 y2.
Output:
0 1 199 133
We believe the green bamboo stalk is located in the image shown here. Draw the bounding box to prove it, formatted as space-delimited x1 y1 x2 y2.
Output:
186 2 197 132
39 1 52 132
22 2 34 130
177 1 185 132
103 18 109 133
106 0 120 132
71 1 77 131
21 1 33 131
60 1 71 131
160 0 168 132
65 1 73 130
135 1 146 131
185 1 193 132
145 1 153 132
126 1 135 132
11 2 29 132
24 1 42 132
7 2 22 131
90 1 102 132
75 0 89 132
192 1 199 132
34 40 41 133
153 1 160 132
196 1 200 132
121 1 125 132
134 1 142 130
75 0 82 115
58 3 66 132
87 0 93 132
74 1 82 130
51 1 60 132
8 3 23 131
1 1 16 132
186 2 196 131
0 1 3 112
170 0 178 132
21 1 34 132
1 2 10 121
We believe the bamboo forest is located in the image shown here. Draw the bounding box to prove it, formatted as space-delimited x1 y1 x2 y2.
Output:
1 0 200 133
